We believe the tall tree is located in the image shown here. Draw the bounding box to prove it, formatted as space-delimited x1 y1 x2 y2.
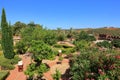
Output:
1 8 14 59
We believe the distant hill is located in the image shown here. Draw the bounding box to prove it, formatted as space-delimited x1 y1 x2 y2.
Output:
87 27 120 36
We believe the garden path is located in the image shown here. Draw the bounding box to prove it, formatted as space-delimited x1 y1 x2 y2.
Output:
43 55 70 80
6 54 31 80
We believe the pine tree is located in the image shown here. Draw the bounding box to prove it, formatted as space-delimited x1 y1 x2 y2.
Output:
1 8 14 59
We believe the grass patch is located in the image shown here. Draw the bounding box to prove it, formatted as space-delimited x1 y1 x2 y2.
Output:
0 70 9 80
0 55 21 70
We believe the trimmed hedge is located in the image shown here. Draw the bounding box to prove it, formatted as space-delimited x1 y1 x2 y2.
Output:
53 44 73 48
0 71 9 80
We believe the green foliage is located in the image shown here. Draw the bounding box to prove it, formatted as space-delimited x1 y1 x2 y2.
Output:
25 63 49 79
21 27 35 44
96 40 112 48
74 40 90 51
15 41 27 54
57 33 66 41
29 40 55 62
43 30 57 45
53 69 61 80
56 28 66 41
76 31 96 42
59 56 63 61
111 39 120 48
12 21 26 35
70 49 120 80
1 8 15 59
0 55 21 70
61 48 75 54
0 71 9 80
21 27 57 46
25 63 36 79
36 63 49 77
53 44 75 54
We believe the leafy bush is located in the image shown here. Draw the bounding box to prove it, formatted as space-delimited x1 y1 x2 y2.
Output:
57 33 66 41
1 63 15 70
25 63 36 79
76 31 96 42
0 71 9 80
37 63 49 77
53 44 75 54
10 55 21 64
53 69 61 80
62 48 75 54
0 55 21 70
29 40 56 62
96 40 112 48
70 49 120 80
43 30 57 45
15 41 27 54
74 40 90 51
111 39 120 48
25 63 49 79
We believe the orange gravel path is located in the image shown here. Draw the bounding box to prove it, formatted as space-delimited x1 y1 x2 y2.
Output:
6 55 31 80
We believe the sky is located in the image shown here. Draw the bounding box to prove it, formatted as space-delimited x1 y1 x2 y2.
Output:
0 0 120 29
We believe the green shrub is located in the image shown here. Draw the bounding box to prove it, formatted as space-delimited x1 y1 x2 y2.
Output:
53 44 75 55
10 55 21 64
70 49 120 80
53 44 63 48
25 63 49 79
0 55 21 70
62 48 75 54
0 71 9 80
111 39 120 48
53 69 61 80
15 41 27 54
74 40 90 51
59 56 63 61
1 63 15 70
96 40 112 48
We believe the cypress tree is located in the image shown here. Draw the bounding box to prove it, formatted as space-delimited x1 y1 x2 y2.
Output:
1 8 15 59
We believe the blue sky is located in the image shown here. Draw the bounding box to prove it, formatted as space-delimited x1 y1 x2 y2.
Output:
0 0 120 29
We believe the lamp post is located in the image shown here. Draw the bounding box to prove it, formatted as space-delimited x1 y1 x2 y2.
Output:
58 50 62 57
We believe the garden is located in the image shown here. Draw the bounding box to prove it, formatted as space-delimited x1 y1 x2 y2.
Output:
0 8 120 80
